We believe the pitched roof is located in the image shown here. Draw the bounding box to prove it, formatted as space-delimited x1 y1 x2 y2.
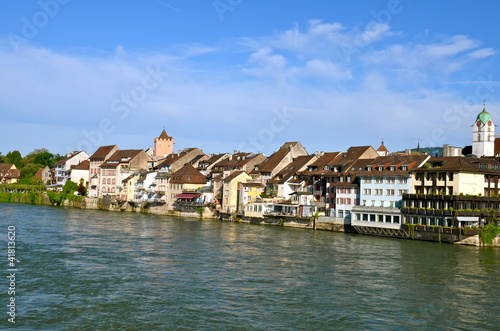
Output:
158 129 172 140
169 163 207 184
377 144 389 152
107 149 144 162
415 156 500 174
256 142 305 173
90 145 118 159
70 160 90 170
269 155 317 184
0 164 20 180
223 171 248 182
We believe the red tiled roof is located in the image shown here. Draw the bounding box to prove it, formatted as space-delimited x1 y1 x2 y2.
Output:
107 149 144 162
223 171 248 182
169 164 207 184
158 129 172 140
90 145 118 159
256 142 304 173
71 160 90 170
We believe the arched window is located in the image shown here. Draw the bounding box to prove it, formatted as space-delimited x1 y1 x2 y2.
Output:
102 187 107 193
107 178 111 185
111 187 116 193
112 178 116 185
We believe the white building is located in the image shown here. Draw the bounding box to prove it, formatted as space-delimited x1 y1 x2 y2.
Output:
472 106 495 157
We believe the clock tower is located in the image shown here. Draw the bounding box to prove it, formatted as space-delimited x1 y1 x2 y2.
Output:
472 106 494 157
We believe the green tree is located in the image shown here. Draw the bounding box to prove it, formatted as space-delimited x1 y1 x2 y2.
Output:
33 152 55 167
0 153 5 164
6 150 23 168
20 163 42 180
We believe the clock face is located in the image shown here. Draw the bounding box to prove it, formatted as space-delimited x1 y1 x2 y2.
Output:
488 120 492 126
477 121 482 127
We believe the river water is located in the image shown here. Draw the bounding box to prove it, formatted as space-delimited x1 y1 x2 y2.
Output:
1 203 499 330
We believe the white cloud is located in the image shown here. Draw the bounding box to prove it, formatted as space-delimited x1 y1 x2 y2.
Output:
468 47 495 59
0 21 496 156
423 35 478 57
302 59 352 80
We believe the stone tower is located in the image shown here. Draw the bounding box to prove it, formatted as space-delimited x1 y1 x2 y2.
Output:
472 106 494 157
154 128 174 158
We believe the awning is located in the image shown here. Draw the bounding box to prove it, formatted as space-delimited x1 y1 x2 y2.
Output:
175 193 200 199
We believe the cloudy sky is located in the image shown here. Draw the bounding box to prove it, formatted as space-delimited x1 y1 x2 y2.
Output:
1 0 499 157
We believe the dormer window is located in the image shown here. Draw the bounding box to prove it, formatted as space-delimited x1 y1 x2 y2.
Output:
377 165 383 171
389 165 396 171
367 166 373 171
324 165 329 170
401 165 408 171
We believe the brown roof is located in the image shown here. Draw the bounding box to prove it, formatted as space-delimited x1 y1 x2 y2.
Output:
169 164 207 184
377 144 389 152
34 168 44 179
414 156 500 174
158 129 172 140
223 171 248 182
90 145 118 159
107 149 143 162
0 164 20 180
70 160 90 170
269 155 317 184
256 142 303 173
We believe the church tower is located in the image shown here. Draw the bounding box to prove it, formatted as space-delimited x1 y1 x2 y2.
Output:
472 105 494 157
154 128 174 158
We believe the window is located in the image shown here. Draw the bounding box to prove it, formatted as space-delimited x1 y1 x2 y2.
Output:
387 177 395 184
375 177 383 184
400 178 408 184
375 189 383 195
386 189 395 196
364 177 372 184
346 198 351 204
398 189 408 196
364 189 372 195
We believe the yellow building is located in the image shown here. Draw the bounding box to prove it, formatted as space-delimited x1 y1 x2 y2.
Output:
238 182 265 212
222 171 251 212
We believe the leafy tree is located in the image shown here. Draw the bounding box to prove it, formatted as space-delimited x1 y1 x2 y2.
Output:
6 150 23 168
0 153 5 164
33 152 55 167
63 180 78 195
20 163 42 180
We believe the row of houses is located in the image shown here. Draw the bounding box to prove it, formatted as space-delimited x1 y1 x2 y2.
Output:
5 107 500 231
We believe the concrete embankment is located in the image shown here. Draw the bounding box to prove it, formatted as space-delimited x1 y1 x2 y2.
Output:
2 193 499 246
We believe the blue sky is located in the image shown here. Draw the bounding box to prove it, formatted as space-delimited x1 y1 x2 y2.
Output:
1 0 499 157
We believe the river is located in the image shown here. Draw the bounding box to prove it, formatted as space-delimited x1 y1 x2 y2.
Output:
1 203 499 330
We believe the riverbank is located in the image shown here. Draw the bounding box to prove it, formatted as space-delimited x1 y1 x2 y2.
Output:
1 192 499 246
